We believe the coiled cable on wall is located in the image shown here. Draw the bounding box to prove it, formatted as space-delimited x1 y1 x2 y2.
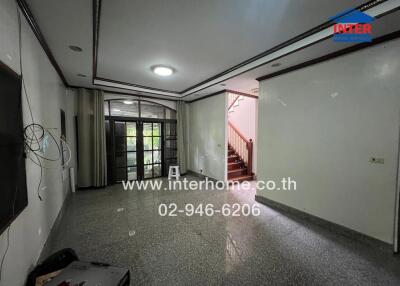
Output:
17 6 72 201
23 123 72 200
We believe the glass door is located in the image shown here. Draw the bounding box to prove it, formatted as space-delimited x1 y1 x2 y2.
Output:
113 121 138 181
109 120 163 182
142 122 162 179
164 122 177 175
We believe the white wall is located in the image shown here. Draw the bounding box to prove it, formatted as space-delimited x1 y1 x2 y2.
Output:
0 0 76 285
228 95 258 174
257 38 400 244
188 93 227 181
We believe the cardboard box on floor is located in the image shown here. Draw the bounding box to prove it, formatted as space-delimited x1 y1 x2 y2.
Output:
35 270 63 286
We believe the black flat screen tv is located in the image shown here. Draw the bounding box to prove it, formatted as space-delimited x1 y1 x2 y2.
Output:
0 61 28 235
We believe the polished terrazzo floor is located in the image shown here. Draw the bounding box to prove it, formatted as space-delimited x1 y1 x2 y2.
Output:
42 176 400 285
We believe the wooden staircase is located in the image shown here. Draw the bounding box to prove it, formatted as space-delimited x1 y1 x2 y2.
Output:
227 92 255 183
228 144 253 182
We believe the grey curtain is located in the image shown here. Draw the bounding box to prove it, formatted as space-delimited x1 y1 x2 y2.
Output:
177 101 188 174
77 88 107 187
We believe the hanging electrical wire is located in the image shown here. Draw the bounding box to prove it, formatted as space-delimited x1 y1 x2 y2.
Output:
16 6 72 201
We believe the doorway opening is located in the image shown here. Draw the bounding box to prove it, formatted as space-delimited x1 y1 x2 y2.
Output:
226 90 258 183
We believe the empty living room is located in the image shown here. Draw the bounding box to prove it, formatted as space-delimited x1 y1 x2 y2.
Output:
1 0 400 285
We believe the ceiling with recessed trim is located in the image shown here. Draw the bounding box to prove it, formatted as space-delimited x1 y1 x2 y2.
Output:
26 0 400 100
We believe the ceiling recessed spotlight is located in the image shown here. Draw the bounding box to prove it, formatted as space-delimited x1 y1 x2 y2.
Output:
112 109 120 112
69 45 82 52
77 73 86 77
152 65 174 76
271 62 281 67
123 100 134 105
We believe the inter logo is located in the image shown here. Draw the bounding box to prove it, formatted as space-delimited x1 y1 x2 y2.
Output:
330 9 374 43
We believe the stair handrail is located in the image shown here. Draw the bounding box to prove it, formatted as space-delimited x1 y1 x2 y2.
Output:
228 120 253 176
228 93 240 111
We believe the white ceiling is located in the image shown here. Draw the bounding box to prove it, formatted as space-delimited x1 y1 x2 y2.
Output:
97 0 365 92
183 10 400 101
26 0 400 100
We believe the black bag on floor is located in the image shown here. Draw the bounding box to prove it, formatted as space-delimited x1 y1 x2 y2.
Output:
25 248 78 286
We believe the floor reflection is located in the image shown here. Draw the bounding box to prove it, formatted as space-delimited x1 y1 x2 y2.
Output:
41 176 400 285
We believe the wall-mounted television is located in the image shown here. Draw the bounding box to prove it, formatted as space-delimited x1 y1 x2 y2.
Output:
0 61 28 235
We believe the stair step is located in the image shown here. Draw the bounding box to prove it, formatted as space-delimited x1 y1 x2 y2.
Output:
228 168 248 179
228 161 243 170
228 174 254 183
228 155 239 163
228 167 247 173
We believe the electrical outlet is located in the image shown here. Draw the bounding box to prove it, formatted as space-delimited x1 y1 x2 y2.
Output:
369 157 384 164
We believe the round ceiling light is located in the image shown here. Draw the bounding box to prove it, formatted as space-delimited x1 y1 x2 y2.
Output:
123 100 134 105
152 65 174 76
69 45 83 52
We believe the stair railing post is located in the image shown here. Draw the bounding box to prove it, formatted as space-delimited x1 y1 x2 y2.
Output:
247 139 253 176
